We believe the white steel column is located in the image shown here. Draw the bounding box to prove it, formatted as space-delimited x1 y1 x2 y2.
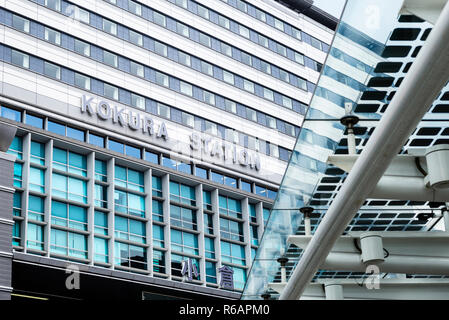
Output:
280 1 449 300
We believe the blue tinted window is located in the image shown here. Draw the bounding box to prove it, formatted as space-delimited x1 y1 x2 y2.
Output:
178 162 191 174
48 120 66 135
162 156 177 170
125 144 141 158
195 167 207 179
109 139 124 153
241 180 252 192
224 176 237 188
25 114 43 128
1 106 22 122
145 150 159 164
67 126 85 141
89 133 105 148
211 171 223 184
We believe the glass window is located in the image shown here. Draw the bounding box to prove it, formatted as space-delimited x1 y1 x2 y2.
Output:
74 39 90 56
260 60 271 74
176 22 189 37
114 165 144 192
279 69 290 83
170 204 197 230
258 34 269 48
155 71 169 87
243 80 254 93
130 61 144 77
195 167 207 179
223 70 234 85
152 176 162 197
199 33 211 47
225 100 237 113
131 93 145 109
153 249 165 273
201 61 213 76
236 0 247 12
114 215 146 243
43 126 61 144
128 0 142 15
114 241 147 269
204 121 217 135
7 136 23 159
125 144 141 159
153 11 166 27
170 229 198 255
311 37 322 50
256 9 266 22
240 52 252 66
12 15 30 33
67 126 85 142
292 28 302 40
103 19 117 35
157 103 170 119
249 203 257 223
181 112 194 128
221 43 232 57
263 88 274 102
53 148 87 176
204 237 215 259
276 43 287 56
129 30 143 46
241 180 252 193
104 83 118 100
175 0 188 8
145 150 159 164
294 52 304 65
239 25 250 38
180 81 193 96
274 18 284 31
27 223 44 250
13 162 23 188
51 200 87 231
108 139 124 154
74 73 91 90
152 199 163 222
219 196 242 219
169 181 196 206
45 27 61 45
221 241 246 266
218 15 230 29
103 51 118 68
197 5 209 19
94 184 107 208
220 218 244 242
224 176 237 188
11 50 29 68
30 141 45 165
25 114 43 128
45 0 61 11
282 96 293 109
95 159 107 182
94 210 108 235
178 52 191 66
153 224 164 248
203 213 213 234
28 195 44 221
246 108 256 122
1 106 22 122
75 7 90 24
203 91 215 105
94 237 109 263
52 173 88 204
44 62 61 79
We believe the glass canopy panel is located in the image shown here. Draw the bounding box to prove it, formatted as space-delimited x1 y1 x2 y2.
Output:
242 0 444 299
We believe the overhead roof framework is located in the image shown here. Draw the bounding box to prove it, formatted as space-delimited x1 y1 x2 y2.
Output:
243 0 449 300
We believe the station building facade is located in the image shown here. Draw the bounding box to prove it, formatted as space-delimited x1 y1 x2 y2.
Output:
0 0 334 300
